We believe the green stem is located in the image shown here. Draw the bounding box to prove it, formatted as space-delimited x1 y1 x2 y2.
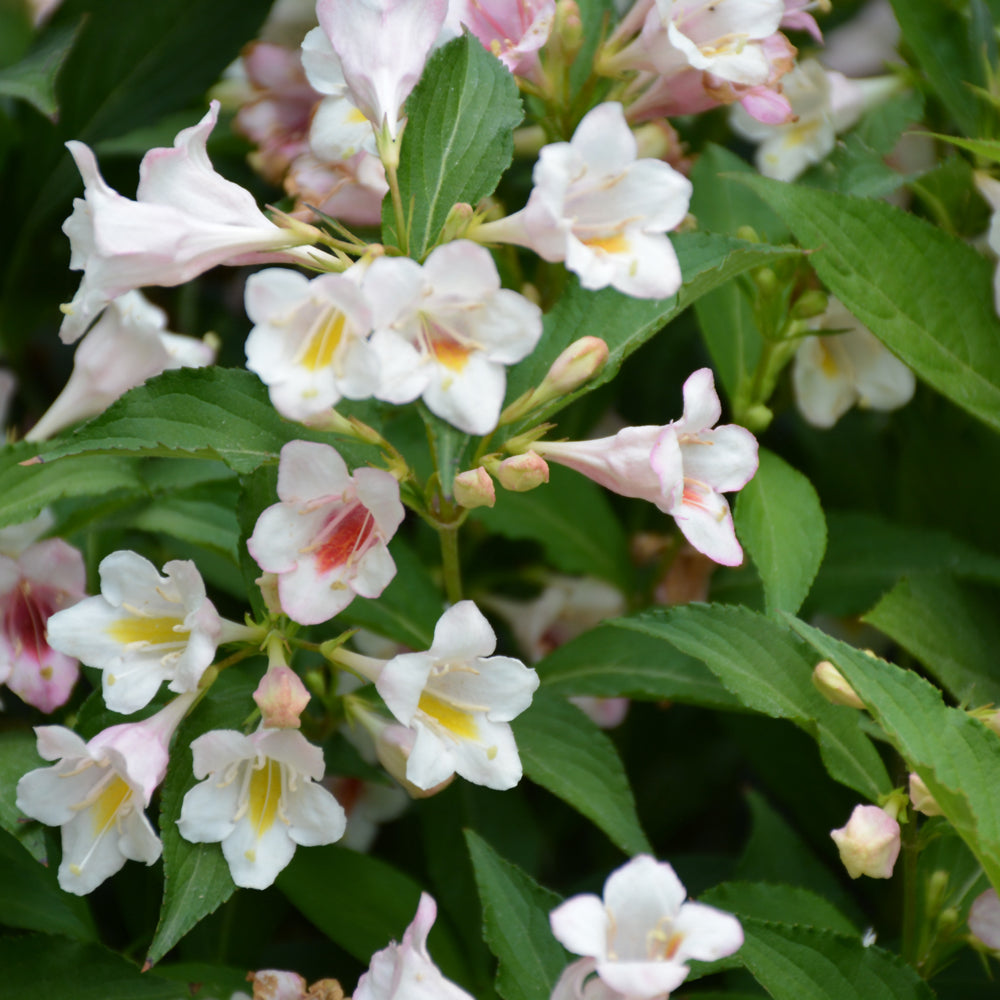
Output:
439 524 463 605
901 817 920 967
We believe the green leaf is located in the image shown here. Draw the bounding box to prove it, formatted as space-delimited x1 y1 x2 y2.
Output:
802 90 925 199
130 490 241 563
0 731 43 841
53 0 272 142
33 368 378 474
418 403 473 503
503 233 801 427
736 791 863 924
147 668 263 966
726 919 934 1000
513 690 651 855
617 606 892 801
931 133 1000 166
278 845 470 985
385 34 522 257
335 537 441 648
0 21 80 119
701 882 857 936
807 511 1000 617
735 449 826 616
472 466 633 590
0 934 188 1000
738 176 1000 436
0 442 146 530
536 620 740 709
465 831 567 1000
0 827 96 940
788 616 1000 893
863 575 1000 706
889 0 985 136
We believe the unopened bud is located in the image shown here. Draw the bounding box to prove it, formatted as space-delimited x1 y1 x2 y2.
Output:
908 773 943 817
501 338 609 424
970 889 1000 950
924 870 950 917
791 289 829 321
830 804 901 879
544 336 609 396
254 659 311 729
813 660 865 709
633 120 681 161
985 709 1000 737
937 905 960 937
453 466 496 509
440 202 474 243
495 451 549 492
736 225 761 244
754 267 778 294
554 0 583 55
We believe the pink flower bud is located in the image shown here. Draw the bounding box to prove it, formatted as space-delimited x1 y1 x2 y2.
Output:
812 660 865 709
453 467 496 509
254 661 311 729
970 889 1000 951
495 451 549 492
908 773 943 817
542 336 609 397
830 804 901 879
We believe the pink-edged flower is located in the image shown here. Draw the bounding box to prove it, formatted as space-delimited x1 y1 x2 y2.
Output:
311 0 448 139
781 0 825 42
177 726 346 889
244 266 378 422
26 290 215 442
46 550 254 714
60 100 321 344
792 297 915 428
370 601 539 791
363 241 543 434
475 103 692 299
285 150 388 227
248 440 405 625
536 369 758 566
609 0 785 83
731 59 899 181
550 855 744 999
355 892 476 1000
830 804 901 879
970 889 1000 951
15 694 193 894
234 42 320 186
0 511 86 712
445 0 556 79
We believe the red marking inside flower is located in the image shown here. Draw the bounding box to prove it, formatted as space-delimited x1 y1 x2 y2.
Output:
5 581 52 661
314 502 375 574
682 483 710 511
